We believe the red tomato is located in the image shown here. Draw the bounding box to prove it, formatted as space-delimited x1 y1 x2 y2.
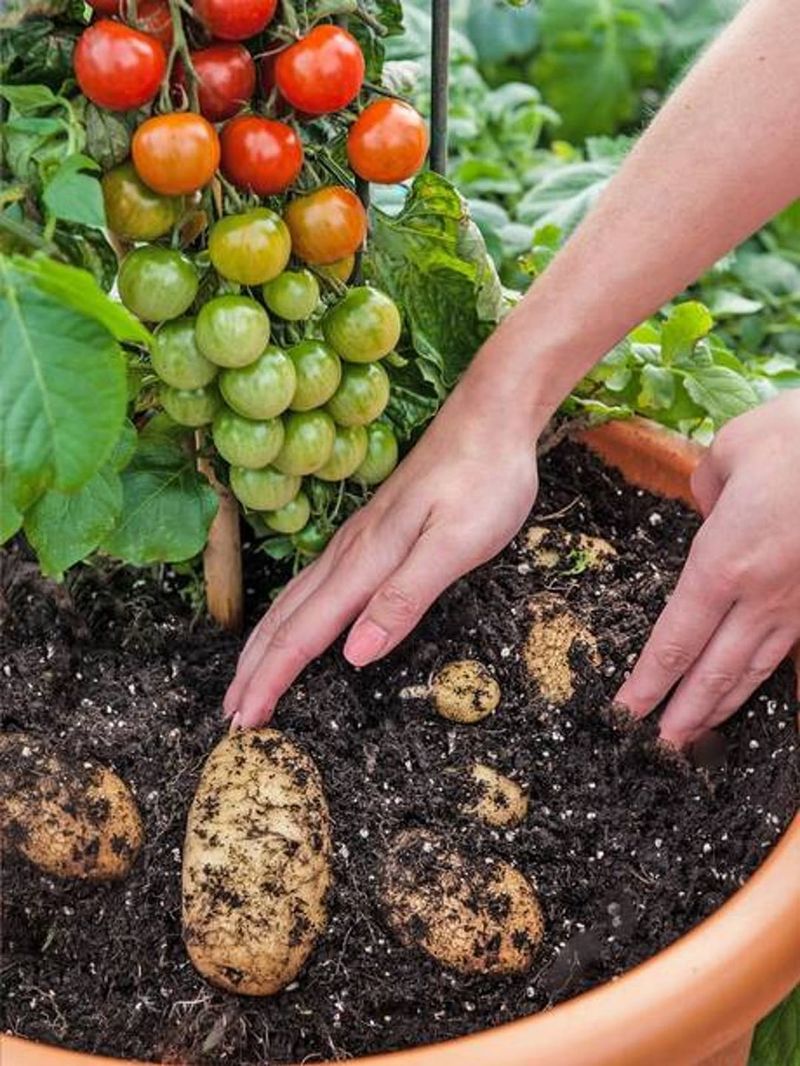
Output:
275 26 364 115
220 116 303 196
127 0 174 51
347 99 429 184
193 0 277 41
89 0 119 13
74 20 166 111
133 112 220 196
284 186 367 265
175 43 256 122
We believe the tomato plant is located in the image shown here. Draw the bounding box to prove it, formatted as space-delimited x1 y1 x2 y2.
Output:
220 116 303 196
193 0 277 41
275 26 365 115
288 340 341 411
263 270 320 321
118 247 199 323
212 409 284 469
315 424 368 482
195 295 270 369
284 187 367 265
175 44 256 122
347 100 429 184
160 383 221 427
74 19 166 111
323 286 402 363
273 411 336 476
326 362 390 426
209 209 291 286
293 520 331 556
230 465 300 512
151 318 218 390
219 346 297 420
133 113 221 196
264 491 311 534
355 422 399 485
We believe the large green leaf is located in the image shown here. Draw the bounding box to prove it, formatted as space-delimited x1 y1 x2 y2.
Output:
102 433 218 565
515 158 618 234
750 987 800 1066
0 256 127 508
681 364 759 426
42 153 106 229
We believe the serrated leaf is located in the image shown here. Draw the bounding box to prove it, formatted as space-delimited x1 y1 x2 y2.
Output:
681 365 759 425
43 153 106 229
84 104 136 171
0 83 59 114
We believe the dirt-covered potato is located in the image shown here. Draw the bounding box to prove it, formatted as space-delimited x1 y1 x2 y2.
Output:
460 763 528 828
380 828 543 975
182 728 332 996
0 733 143 881
523 593 600 704
431 660 501 723
524 526 617 571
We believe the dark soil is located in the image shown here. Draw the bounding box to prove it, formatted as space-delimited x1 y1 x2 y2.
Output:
1 441 797 1064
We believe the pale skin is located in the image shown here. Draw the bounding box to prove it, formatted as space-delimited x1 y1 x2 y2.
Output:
225 0 800 745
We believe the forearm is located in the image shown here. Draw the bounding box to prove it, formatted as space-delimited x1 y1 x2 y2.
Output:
465 0 800 434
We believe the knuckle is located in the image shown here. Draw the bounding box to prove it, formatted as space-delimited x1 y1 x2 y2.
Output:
374 581 420 624
652 642 694 676
697 670 738 697
268 623 311 669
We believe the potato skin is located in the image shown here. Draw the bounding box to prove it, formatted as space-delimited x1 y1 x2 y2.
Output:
380 828 543 975
523 593 600 704
461 763 529 828
432 660 501 723
183 728 332 996
0 733 143 881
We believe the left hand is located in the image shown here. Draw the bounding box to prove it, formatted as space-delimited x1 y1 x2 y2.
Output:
616 389 800 746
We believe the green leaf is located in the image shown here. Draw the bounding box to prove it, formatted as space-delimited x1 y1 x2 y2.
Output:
749 987 800 1066
42 153 106 229
102 435 218 565
681 364 759 426
1 491 23 543
661 301 714 365
637 364 676 410
0 256 128 507
84 104 137 171
515 158 619 235
704 288 764 317
0 83 59 114
24 463 123 578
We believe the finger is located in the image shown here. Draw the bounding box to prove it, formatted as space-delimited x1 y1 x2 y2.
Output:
690 453 725 518
615 528 737 718
660 625 793 746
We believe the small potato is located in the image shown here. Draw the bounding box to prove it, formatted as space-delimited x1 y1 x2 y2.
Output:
0 733 143 881
380 828 544 975
431 660 501 723
523 593 600 704
524 526 617 572
460 763 528 828
183 728 332 996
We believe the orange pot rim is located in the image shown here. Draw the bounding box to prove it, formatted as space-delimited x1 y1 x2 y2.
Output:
3 416 799 1066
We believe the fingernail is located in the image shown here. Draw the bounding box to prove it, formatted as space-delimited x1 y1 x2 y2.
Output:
229 713 242 733
222 698 236 720
344 620 389 667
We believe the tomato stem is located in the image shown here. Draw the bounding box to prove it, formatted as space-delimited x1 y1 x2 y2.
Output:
163 0 199 113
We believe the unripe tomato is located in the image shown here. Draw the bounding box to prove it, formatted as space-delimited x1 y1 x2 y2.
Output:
355 422 398 485
160 383 220 427
209 209 291 286
128 0 174 51
315 424 368 482
347 100 429 184
102 162 183 241
220 116 303 196
193 0 277 41
195 295 270 369
132 113 220 196
264 491 310 534
293 519 331 556
273 410 336 476
323 286 402 363
317 255 355 284
287 340 341 412
118 247 198 322
230 465 300 512
284 187 367 266
220 346 296 420
74 20 166 111
151 318 218 389
212 408 284 469
326 362 390 427
263 270 319 321
275 26 364 115
175 44 255 122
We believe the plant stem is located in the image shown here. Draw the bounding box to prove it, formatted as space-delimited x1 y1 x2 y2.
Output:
163 0 199 112
195 431 244 633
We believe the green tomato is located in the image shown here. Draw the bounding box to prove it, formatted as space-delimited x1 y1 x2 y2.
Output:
322 285 401 363
315 424 368 482
230 465 301 511
293 520 331 557
219 345 297 421
212 408 284 469
355 422 399 485
273 410 336 476
195 295 271 369
264 491 311 534
326 361 390 427
262 270 320 321
102 162 183 242
160 383 220 427
151 318 218 390
288 340 342 412
209 209 291 286
118 247 198 323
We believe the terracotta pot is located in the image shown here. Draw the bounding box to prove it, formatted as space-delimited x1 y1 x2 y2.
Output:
3 417 798 1066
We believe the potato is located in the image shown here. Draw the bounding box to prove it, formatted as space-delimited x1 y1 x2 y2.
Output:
523 593 600 704
460 762 528 828
182 728 332 996
380 829 543 975
524 526 617 571
0 733 143 881
431 660 501 723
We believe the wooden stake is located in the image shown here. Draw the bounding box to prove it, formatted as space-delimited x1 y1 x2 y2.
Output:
196 433 244 633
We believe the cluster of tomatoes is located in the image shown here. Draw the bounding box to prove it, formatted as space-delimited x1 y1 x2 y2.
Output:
77 0 429 549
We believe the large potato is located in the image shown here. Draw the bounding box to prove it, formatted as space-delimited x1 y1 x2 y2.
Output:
379 828 544 975
0 733 143 881
183 728 332 996
524 526 617 572
523 593 600 704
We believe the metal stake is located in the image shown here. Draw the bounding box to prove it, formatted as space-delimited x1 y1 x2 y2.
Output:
429 0 450 175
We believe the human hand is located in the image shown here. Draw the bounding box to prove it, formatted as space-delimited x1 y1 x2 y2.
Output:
223 378 542 729
616 390 800 746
